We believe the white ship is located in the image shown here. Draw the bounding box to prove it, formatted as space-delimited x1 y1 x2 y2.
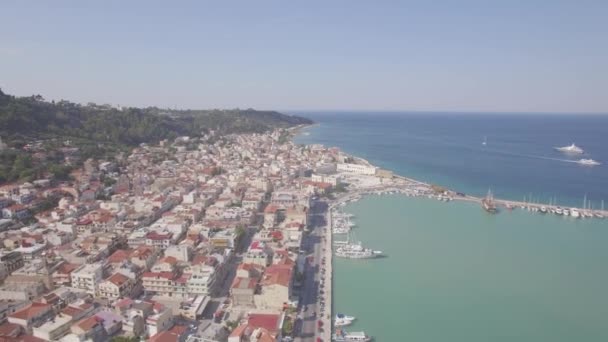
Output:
576 158 601 166
334 313 356 327
335 242 382 259
332 329 372 342
555 143 584 154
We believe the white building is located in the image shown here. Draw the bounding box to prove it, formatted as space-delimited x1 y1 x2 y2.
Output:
311 173 341 186
165 245 191 262
70 263 104 294
337 163 377 175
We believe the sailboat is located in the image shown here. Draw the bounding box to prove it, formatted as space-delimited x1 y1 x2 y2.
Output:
482 188 498 213
595 200 605 219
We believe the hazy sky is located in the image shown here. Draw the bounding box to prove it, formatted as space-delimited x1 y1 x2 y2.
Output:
1 1 607 113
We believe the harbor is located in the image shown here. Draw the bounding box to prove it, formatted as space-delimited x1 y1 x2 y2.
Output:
330 171 608 221
292 124 608 341
320 163 606 341
330 194 608 341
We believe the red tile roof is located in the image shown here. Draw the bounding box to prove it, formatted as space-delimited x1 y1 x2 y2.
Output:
264 205 279 214
158 256 178 265
76 316 103 331
231 277 258 290
247 313 280 335
0 322 22 337
107 249 133 263
146 231 173 240
9 302 51 321
261 264 293 287
107 272 130 286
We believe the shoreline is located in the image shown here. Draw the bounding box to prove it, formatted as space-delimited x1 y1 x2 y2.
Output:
290 123 606 341
291 123 608 218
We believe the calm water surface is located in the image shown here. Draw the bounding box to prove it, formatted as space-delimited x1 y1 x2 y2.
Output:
293 113 608 341
336 196 608 341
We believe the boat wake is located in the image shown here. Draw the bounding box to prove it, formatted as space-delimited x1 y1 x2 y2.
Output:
395 135 596 166
478 147 587 165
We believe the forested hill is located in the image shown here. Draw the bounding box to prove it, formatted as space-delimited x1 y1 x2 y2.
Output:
0 89 312 146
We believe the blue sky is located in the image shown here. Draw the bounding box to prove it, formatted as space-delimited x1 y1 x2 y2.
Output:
1 1 607 112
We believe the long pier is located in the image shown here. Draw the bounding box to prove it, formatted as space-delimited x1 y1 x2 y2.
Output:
334 176 608 219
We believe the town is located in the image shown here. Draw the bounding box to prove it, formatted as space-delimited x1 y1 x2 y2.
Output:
0 127 400 342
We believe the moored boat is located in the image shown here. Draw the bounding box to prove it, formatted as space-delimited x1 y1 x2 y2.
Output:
332 329 372 342
570 208 580 218
335 242 383 259
334 313 356 327
482 188 498 213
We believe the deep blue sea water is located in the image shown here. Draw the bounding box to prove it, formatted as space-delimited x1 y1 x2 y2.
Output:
293 112 608 208
292 112 608 341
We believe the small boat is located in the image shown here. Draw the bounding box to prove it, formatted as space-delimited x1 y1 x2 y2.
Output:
482 136 487 146
555 143 584 154
563 209 570 216
555 207 563 215
576 158 601 166
334 314 356 327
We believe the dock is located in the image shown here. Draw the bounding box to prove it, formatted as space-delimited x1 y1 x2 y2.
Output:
332 176 608 220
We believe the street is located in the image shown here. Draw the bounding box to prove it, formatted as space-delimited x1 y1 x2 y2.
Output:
296 199 329 342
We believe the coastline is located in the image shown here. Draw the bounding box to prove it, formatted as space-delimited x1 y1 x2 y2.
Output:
290 123 608 217
290 122 607 341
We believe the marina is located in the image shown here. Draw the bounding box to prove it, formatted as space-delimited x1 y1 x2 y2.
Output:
294 115 608 342
329 175 608 222
331 194 608 341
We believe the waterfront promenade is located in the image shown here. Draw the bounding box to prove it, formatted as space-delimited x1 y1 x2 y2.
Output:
320 204 333 342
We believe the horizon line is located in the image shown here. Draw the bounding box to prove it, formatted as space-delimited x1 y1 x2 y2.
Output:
283 109 608 115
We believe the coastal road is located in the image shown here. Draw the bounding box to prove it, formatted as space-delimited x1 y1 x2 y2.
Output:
296 200 328 342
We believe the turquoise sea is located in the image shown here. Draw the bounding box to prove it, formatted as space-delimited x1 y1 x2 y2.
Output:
294 113 608 341
336 196 608 342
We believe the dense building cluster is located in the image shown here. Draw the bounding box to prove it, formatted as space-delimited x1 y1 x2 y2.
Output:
0 129 372 342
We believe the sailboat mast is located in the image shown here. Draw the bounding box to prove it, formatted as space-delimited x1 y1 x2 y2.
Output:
583 194 587 210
